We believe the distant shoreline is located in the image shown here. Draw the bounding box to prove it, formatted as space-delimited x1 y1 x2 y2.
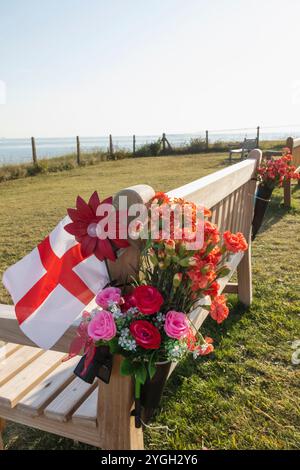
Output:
0 139 286 184
0 131 294 166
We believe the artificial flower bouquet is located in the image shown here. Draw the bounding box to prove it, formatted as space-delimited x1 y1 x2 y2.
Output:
252 149 300 239
257 149 300 190
67 191 248 426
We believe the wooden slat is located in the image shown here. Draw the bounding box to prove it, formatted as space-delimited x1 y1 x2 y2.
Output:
223 282 238 294
226 190 235 232
17 356 79 417
0 403 101 448
72 387 98 428
229 188 238 232
212 201 220 225
0 343 21 360
44 377 97 422
167 155 258 208
0 346 44 387
0 350 65 408
237 185 246 233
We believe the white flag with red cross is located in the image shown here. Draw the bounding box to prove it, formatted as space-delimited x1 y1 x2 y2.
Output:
2 216 109 349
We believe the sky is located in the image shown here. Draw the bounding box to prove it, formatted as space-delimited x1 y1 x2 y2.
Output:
1 0 300 138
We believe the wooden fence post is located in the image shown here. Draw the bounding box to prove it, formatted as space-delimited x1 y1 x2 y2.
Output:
109 134 115 159
256 126 260 147
205 130 209 151
284 136 293 207
76 136 81 165
162 133 166 153
31 137 37 165
133 135 136 155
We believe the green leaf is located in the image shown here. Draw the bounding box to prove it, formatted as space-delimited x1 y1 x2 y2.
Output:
205 243 215 255
135 363 147 385
178 257 191 267
201 305 211 311
217 267 231 278
120 357 135 376
148 354 157 380
107 337 119 354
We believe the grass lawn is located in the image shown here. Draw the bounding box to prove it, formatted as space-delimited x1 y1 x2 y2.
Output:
0 152 299 449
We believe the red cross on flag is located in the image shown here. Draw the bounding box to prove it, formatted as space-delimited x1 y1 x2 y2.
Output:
2 216 109 349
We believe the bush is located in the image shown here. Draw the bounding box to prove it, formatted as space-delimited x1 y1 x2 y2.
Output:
135 140 161 157
26 162 48 176
186 137 207 153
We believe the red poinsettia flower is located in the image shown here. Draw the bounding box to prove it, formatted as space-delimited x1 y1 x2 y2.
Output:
64 191 129 261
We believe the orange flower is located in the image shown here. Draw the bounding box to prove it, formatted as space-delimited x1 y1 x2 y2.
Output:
197 342 214 356
223 231 248 253
152 192 170 205
204 221 220 244
204 207 212 218
210 295 229 324
204 281 219 298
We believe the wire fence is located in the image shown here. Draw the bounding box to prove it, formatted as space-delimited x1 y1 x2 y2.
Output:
1 125 300 166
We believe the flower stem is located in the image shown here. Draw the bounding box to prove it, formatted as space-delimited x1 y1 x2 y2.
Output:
134 379 142 428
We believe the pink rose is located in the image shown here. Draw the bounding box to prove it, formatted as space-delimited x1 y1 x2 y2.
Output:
96 287 122 308
164 310 189 340
87 310 116 341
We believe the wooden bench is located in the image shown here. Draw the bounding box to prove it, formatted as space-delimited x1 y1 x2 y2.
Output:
0 149 262 450
229 138 258 162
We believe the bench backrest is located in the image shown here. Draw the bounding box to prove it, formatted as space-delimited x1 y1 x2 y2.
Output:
168 149 260 238
243 138 258 151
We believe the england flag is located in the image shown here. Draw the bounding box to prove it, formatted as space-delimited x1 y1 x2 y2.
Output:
2 217 109 349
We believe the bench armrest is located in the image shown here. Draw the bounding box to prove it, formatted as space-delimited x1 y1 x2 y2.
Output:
0 304 77 353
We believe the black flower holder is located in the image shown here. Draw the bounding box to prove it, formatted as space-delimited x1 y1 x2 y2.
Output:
252 183 274 240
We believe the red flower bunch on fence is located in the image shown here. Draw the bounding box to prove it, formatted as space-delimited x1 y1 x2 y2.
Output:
257 150 300 190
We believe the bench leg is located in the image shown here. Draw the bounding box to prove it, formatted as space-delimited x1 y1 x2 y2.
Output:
0 418 6 450
237 246 252 307
97 355 144 450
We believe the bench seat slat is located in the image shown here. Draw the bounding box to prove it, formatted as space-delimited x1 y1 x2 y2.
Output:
0 350 66 408
72 387 98 428
0 346 44 387
0 343 22 360
44 377 97 423
17 356 79 417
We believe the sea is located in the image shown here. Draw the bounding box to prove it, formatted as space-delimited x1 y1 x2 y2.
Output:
0 130 298 166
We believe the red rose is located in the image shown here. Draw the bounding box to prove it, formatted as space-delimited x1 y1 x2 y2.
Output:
132 285 164 315
121 293 137 312
130 320 161 350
